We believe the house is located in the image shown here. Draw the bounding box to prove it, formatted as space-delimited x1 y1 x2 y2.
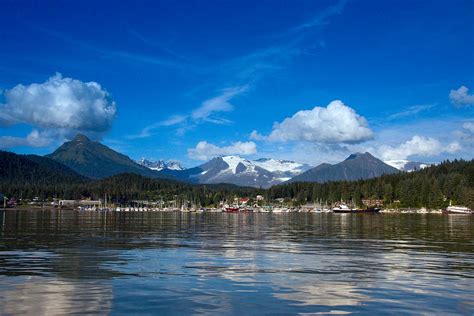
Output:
256 195 264 201
361 199 384 206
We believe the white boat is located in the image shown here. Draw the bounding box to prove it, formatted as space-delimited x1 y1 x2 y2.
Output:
443 205 472 214
332 204 354 213
272 207 289 213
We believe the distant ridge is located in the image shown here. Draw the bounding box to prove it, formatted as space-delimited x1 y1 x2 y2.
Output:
288 152 399 183
136 158 185 171
46 134 165 179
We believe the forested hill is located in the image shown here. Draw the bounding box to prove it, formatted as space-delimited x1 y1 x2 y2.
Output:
0 151 88 199
269 159 474 210
0 151 87 184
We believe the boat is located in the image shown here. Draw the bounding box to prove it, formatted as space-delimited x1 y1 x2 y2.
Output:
272 207 289 213
225 207 239 213
332 203 380 213
443 205 473 214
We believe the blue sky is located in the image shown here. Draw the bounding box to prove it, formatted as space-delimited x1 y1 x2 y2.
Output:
0 0 473 167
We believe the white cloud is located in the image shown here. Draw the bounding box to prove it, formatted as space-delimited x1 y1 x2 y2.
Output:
256 100 373 144
0 130 52 149
462 122 474 133
445 141 462 153
0 73 116 146
188 140 257 161
130 85 247 139
375 135 461 161
449 85 474 107
388 104 434 120
249 130 265 141
158 114 188 127
191 85 248 122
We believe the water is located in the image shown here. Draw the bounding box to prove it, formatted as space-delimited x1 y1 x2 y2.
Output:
0 210 473 315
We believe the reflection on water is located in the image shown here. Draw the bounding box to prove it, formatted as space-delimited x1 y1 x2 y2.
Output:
0 276 112 315
0 210 473 315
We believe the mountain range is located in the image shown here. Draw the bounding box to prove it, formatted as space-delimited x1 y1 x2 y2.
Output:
136 158 184 171
158 156 313 188
1 134 430 188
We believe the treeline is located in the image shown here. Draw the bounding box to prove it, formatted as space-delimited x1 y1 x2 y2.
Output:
268 159 474 209
76 173 261 205
1 150 473 209
1 171 261 206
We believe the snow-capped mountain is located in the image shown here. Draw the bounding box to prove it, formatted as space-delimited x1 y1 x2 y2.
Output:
196 156 312 188
253 158 312 182
384 159 431 172
137 158 184 171
162 155 312 188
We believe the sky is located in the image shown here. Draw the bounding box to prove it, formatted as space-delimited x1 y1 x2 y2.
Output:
0 0 473 167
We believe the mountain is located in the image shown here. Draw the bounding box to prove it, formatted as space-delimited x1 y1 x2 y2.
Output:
384 159 431 172
253 158 312 182
46 134 164 179
288 152 399 183
0 151 87 185
159 155 312 188
136 158 184 171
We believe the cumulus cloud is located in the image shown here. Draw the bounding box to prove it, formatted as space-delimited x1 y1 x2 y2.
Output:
249 130 265 141
0 130 52 149
254 100 373 144
449 85 474 107
462 122 474 133
188 140 257 161
376 135 461 161
0 73 117 146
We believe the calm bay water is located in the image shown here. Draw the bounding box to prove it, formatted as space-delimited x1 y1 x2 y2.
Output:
0 210 473 315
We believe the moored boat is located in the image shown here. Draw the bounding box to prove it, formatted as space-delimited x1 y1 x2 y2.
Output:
272 207 289 213
443 205 473 214
225 207 239 213
332 204 380 213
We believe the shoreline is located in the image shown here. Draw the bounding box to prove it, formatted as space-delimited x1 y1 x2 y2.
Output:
0 207 455 214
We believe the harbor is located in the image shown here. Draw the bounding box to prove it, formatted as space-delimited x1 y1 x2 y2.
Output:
0 208 473 315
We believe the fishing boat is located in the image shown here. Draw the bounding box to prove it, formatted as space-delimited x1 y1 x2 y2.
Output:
443 205 472 214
